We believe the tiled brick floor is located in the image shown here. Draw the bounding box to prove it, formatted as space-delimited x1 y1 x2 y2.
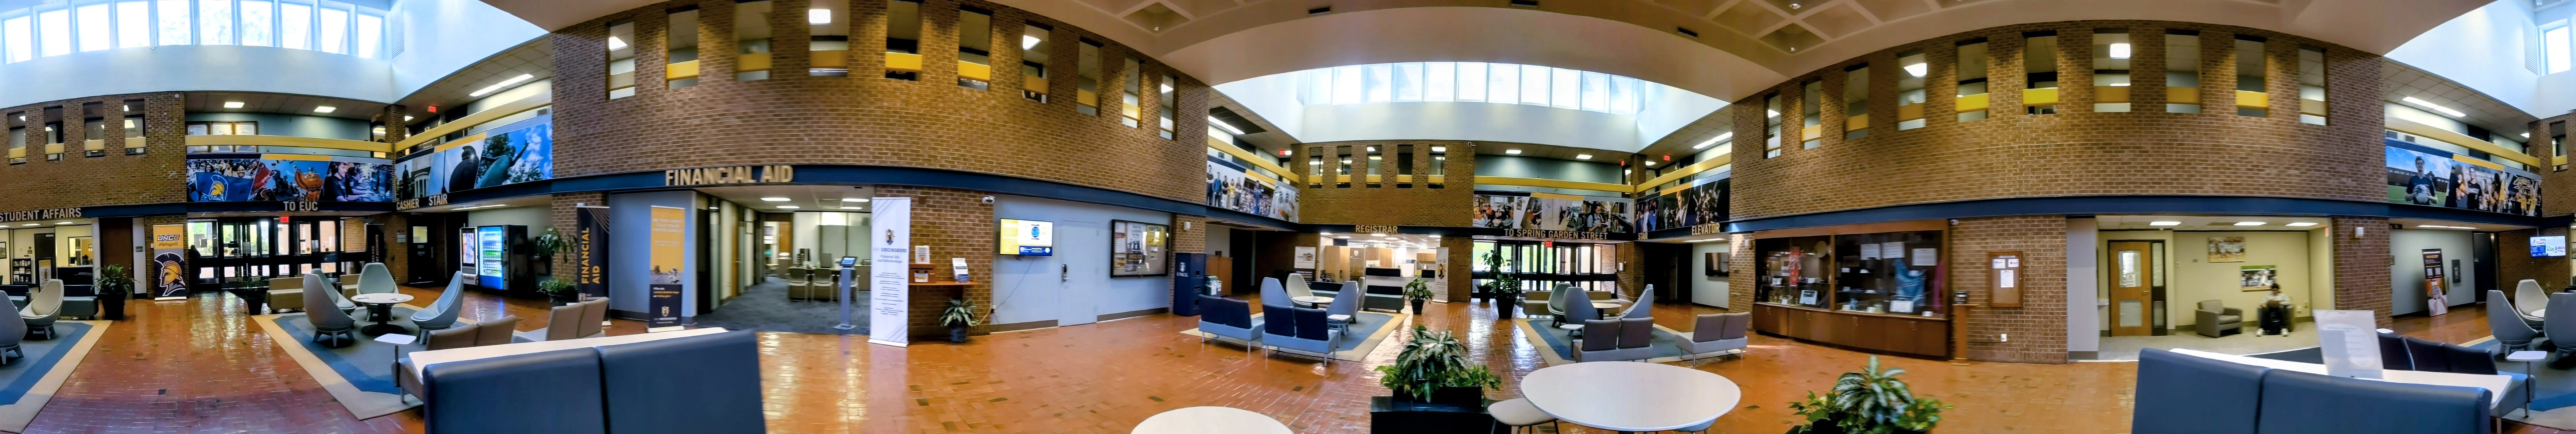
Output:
22 285 2545 433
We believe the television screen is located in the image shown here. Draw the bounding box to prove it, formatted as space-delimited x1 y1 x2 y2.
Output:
998 219 1054 256
2534 236 2567 257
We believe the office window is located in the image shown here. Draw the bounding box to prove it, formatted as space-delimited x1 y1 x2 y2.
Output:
2551 26 2571 74
316 5 344 54
115 1 147 48
1121 57 1142 127
44 120 61 161
2554 121 2567 160
240 0 271 46
1896 51 1927 130
1610 76 1638 115
666 7 699 89
1075 39 1098 114
1800 80 1820 148
2093 29 2131 112
881 0 918 80
155 0 185 45
2167 30 2201 113
1365 146 1382 187
956 6 991 90
2298 46 2327 125
1018 23 1046 100
354 13 378 58
6 116 20 165
1425 62 1454 102
1764 94 1782 158
1307 151 1323 188
122 104 143 155
198 0 231 45
807 0 846 76
2235 35 2266 117
278 1 307 49
37 9 67 57
1579 71 1608 111
75 5 108 52
2024 31 2058 115
605 19 635 99
1429 146 1446 179
734 0 770 81
1956 38 1989 122
5 16 30 62
1843 65 1868 139
1158 73 1176 138
83 117 102 157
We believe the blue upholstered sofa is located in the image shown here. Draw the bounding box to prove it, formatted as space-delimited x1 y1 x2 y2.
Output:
1260 303 1340 358
2132 347 2501 434
419 330 766 434
1196 295 1261 345
1306 281 1404 312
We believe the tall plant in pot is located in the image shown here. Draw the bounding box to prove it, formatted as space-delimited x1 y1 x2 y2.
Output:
1479 249 1524 319
1787 356 1951 434
1375 325 1502 406
537 277 579 306
1403 278 1432 314
91 264 130 320
940 298 980 343
530 226 570 275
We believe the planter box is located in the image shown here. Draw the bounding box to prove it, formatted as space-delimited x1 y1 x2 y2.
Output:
1368 395 1501 434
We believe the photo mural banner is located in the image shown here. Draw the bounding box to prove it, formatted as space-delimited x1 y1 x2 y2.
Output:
1636 178 1728 233
395 114 553 199
187 155 394 202
2384 140 2540 216
1204 155 1298 221
1472 192 1634 233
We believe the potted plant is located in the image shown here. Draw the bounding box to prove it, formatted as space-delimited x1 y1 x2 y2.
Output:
537 277 579 306
1479 249 1523 319
1786 356 1951 434
1375 325 1502 406
92 264 129 320
1404 278 1432 314
530 227 569 275
940 298 980 343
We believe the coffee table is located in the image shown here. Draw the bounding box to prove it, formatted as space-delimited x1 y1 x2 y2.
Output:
1131 406 1290 434
1292 296 1334 308
350 293 416 335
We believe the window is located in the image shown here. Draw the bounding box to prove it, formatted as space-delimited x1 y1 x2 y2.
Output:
115 2 147 49
1121 57 1142 127
807 0 847 76
2024 31 2058 115
1394 62 1423 102
605 19 635 99
1018 23 1046 100
1843 65 1867 139
1895 51 1926 130
1428 145 1446 181
2167 30 2201 113
1365 146 1381 186
1763 94 1782 158
6 113 22 165
2093 29 2131 112
186 121 256 135
1956 38 1989 122
1800 80 1820 148
2554 121 2567 161
122 100 143 154
83 117 103 157
5 16 30 62
316 5 345 54
240 0 272 47
956 6 990 90
734 0 770 81
2298 46 2327 125
666 7 699 89
1075 39 1099 115
354 13 378 58
279 1 306 49
1521 64 1549 106
1158 73 1175 138
75 5 108 52
1549 67 1577 109
1425 62 1454 102
881 0 918 80
198 0 231 45
155 0 186 45
35 9 66 57
45 119 62 161
1307 150 1322 188
1363 64 1388 103
2550 26 2571 74
1579 71 1608 111
2235 35 2267 117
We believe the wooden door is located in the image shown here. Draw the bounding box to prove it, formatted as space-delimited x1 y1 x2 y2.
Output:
2109 241 2152 336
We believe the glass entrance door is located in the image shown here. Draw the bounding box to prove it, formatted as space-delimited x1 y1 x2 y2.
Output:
187 217 356 290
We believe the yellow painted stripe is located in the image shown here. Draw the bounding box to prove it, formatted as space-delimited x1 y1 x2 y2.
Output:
738 53 771 71
2386 117 2541 166
2097 86 2130 104
1844 113 1868 131
812 50 849 68
1529 192 1585 201
666 60 700 79
1472 176 1629 193
431 134 488 153
187 135 391 152
82 139 101 151
2557 155 2567 166
1204 136 1299 184
2235 91 2268 108
1635 153 1732 193
122 137 143 149
392 92 553 151
2168 87 2200 104
1025 76 1049 94
1955 93 1989 111
2452 154 2504 170
1896 104 1923 121
959 61 991 80
2023 88 2058 104
885 52 921 72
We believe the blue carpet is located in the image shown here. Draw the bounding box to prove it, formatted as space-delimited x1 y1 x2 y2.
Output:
1248 311 1398 352
0 322 90 406
1523 318 1692 361
268 307 422 395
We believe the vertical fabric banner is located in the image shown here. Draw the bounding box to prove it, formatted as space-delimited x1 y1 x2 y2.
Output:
2422 249 2447 316
868 197 912 347
575 206 611 301
647 205 686 331
149 225 187 299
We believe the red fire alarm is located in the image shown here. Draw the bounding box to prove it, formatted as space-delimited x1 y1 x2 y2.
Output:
1661 154 1672 161
426 105 438 113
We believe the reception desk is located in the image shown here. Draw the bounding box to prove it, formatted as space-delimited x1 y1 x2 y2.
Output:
1752 303 1949 358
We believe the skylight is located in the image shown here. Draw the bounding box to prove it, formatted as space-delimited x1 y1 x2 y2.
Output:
1291 62 1663 116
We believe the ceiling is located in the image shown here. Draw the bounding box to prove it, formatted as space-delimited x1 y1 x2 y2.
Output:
183 92 392 121
1639 104 1738 161
696 185 882 213
2382 59 2538 142
2094 215 2332 231
392 39 555 125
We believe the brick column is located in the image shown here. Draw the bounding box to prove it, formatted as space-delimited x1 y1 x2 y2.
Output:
1949 216 2069 364
876 186 995 337
1443 235 1473 303
2333 217 2393 328
551 192 608 281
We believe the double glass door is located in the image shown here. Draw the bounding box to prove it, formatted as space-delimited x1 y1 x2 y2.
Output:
1471 240 1616 294
187 217 354 288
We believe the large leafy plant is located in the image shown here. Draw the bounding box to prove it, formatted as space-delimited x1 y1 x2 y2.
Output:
1478 249 1522 296
1787 356 1950 434
1404 277 1433 300
940 298 980 327
1375 325 1502 401
94 264 132 296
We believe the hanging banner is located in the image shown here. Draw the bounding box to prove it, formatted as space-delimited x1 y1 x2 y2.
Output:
575 206 611 301
1473 192 1634 233
2422 249 2448 316
149 224 187 300
868 197 913 347
647 206 686 331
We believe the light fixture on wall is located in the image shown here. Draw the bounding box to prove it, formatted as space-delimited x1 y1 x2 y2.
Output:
778 205 801 209
1575 154 1592 160
2284 222 2319 227
469 74 537 97
222 101 245 108
2148 221 2181 226
2402 96 2466 117
1505 149 1521 154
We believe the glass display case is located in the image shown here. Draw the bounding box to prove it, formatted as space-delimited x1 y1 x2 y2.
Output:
1755 235 1833 309
1754 230 1946 317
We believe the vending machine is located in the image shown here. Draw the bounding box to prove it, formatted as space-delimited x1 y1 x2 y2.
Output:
472 225 535 292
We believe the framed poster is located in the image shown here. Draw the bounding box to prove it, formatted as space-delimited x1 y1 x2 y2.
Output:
2208 237 2246 263
1109 220 1171 277
1705 252 1728 276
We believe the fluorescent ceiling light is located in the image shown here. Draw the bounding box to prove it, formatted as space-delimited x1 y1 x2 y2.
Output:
2284 222 2318 227
16 224 32 227
2233 221 2266 226
2148 221 2181 226
840 206 862 210
1371 232 1387 236
1334 236 1351 239
1767 109 1780 117
1429 235 1441 238
1575 154 1592 160
2402 96 2465 117
402 115 413 122
2108 43 2132 59
760 197 791 201
1021 35 1041 49
222 101 245 108
469 74 537 97
1902 62 1928 77
1693 132 1733 149
313 106 336 113
1365 146 1376 152
2416 225 2476 229
1643 161 1656 166
1160 83 1173 93
1207 116 1245 135
842 197 869 202
1506 149 1522 154
807 9 830 24
777 205 801 209
1319 232 1332 235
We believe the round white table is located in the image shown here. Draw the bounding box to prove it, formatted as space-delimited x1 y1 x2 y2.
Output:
1520 361 1740 433
349 293 415 335
1291 296 1334 308
1130 406 1291 434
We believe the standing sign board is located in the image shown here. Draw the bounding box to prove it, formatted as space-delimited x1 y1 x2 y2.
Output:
868 197 912 347
575 206 611 301
2423 249 2448 316
149 224 187 299
646 206 686 331
2314 309 2385 379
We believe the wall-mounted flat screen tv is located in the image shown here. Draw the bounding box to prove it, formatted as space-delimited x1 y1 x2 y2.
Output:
999 219 1054 256
2534 235 2566 257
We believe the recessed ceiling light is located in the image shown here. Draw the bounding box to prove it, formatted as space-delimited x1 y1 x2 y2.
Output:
1334 236 1351 239
806 9 830 24
312 106 336 113
1903 62 1929 77
1431 146 1447 152
777 205 801 209
2234 221 2266 226
1365 146 1377 152
469 74 537 97
2148 221 2181 226
1643 161 1656 166
2107 43 2132 59
1694 132 1733 150
1505 149 1522 154
839 206 862 210
222 101 245 108
2285 222 2319 227
842 197 869 202
1575 154 1593 160
760 197 791 201
2402 96 2465 117
402 115 413 122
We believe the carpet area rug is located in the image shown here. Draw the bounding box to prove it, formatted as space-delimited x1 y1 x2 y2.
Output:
253 305 473 420
1179 311 1405 361
0 321 105 433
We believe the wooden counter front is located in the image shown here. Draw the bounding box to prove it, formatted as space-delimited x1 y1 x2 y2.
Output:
1753 303 1950 358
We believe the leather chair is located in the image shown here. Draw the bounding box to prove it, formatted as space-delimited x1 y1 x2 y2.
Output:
1677 313 1749 357
2195 300 2243 338
514 303 588 343
473 316 523 347
19 280 61 340
265 275 306 313
2131 348 2264 434
302 273 357 347
1323 281 1363 335
2548 293 2576 362
2488 290 2546 353
2401 336 2452 373
2519 279 2550 326
2253 369 2490 434
1195 295 1261 345
1573 319 1623 362
421 348 609 434
411 272 473 330
597 330 766 434
1614 317 1654 360
577 299 610 339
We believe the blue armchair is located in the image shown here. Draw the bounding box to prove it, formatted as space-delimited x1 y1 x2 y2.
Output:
1196 295 1261 346
1267 306 1340 358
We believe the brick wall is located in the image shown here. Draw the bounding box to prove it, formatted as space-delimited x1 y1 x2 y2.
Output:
875 186 997 337
1948 216 2069 364
1442 236 1473 303
0 93 185 214
2537 115 2573 217
1726 21 2385 220
2333 217 2393 327
550 0 1207 204
2498 228 2570 294
1293 140 1479 226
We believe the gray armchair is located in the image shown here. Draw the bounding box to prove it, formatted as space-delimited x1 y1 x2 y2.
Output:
2194 300 2242 338
0 295 23 365
302 273 356 347
2490 290 2545 353
1559 295 1599 337
357 263 397 295
19 280 61 340
1545 286 1574 326
576 298 609 339
1323 281 1362 335
2548 293 2576 361
1573 319 1622 362
1259 277 1287 305
1677 312 1749 358
411 272 472 330
265 274 305 313
2519 279 2549 326
514 303 588 343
